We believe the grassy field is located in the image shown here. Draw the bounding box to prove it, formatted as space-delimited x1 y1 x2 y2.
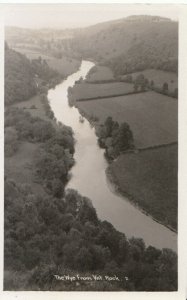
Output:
108 144 178 230
72 81 133 101
86 65 115 82
123 69 178 92
76 91 177 149
13 47 81 77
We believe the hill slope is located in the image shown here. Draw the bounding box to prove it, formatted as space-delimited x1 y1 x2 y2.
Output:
72 15 178 74
5 44 37 105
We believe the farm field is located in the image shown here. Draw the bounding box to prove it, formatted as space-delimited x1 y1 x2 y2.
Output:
123 69 178 92
76 90 177 148
72 81 134 101
86 65 115 82
108 144 178 230
12 47 81 77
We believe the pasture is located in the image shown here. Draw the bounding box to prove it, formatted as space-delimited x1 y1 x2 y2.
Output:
72 81 134 101
109 144 178 230
124 69 178 92
76 91 177 148
86 65 115 82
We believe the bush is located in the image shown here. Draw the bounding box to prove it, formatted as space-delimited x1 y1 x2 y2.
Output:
5 127 18 156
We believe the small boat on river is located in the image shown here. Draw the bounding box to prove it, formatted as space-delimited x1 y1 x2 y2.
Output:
79 116 84 123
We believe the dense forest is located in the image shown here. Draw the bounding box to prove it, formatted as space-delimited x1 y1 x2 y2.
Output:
4 44 178 291
4 179 177 291
5 43 36 105
5 43 61 105
106 50 178 76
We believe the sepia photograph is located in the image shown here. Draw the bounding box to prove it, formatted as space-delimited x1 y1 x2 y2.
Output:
1 2 186 296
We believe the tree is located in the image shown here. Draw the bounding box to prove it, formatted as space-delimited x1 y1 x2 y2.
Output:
150 80 154 89
162 82 169 94
140 81 146 91
104 116 114 137
75 246 93 271
32 120 55 142
113 122 134 153
133 82 138 92
5 127 18 156
51 178 64 198
118 237 129 262
124 74 133 83
173 88 178 98
144 246 161 264
5 47 37 105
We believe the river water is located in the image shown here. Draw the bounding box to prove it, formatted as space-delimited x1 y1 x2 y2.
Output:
48 60 177 252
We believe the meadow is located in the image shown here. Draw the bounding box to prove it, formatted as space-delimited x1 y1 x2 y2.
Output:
108 144 178 230
86 65 115 82
76 91 177 149
123 69 178 92
72 81 134 101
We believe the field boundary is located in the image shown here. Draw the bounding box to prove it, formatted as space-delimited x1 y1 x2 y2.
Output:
116 142 178 156
76 90 148 102
85 79 117 84
138 141 178 152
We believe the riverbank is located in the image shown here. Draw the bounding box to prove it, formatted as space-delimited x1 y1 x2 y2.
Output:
5 93 74 197
74 104 177 232
69 64 177 233
5 60 179 291
5 52 81 197
106 166 177 233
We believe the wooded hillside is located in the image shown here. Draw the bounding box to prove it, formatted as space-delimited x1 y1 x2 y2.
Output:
72 15 178 74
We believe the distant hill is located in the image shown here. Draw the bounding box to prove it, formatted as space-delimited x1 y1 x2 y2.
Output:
5 15 178 75
72 15 178 74
5 26 79 59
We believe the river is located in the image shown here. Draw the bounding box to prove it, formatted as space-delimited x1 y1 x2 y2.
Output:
48 60 177 252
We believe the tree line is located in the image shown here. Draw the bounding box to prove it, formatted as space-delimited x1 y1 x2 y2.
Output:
123 73 178 98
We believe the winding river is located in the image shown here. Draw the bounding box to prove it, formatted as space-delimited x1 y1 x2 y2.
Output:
48 60 177 252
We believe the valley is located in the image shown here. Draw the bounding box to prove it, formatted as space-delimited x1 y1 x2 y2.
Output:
4 13 178 291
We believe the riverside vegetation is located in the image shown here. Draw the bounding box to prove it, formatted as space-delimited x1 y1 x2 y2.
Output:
68 15 177 231
69 66 177 231
4 23 177 291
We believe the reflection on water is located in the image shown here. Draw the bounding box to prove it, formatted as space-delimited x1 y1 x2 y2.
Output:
48 60 177 252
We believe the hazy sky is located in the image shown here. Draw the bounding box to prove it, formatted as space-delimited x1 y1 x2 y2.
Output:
3 4 179 29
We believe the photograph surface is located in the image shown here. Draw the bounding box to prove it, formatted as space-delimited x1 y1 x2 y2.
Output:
3 4 178 292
